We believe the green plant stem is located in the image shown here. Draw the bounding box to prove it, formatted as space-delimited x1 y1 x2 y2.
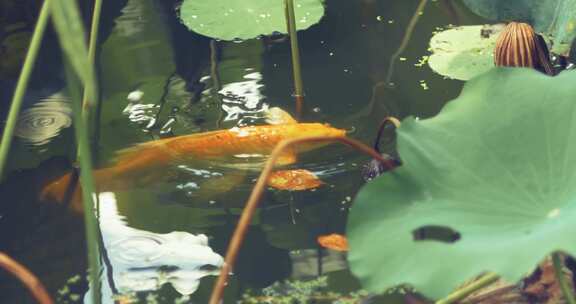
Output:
284 0 304 119
64 63 102 304
435 273 499 304
553 252 576 304
82 0 103 155
0 0 51 180
86 0 102 68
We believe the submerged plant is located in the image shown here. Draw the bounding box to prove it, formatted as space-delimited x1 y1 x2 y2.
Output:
347 68 576 299
240 276 371 304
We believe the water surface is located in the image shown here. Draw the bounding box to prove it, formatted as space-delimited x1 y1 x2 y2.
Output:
0 0 486 302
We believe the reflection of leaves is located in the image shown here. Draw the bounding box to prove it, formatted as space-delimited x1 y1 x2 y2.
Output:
348 68 576 299
179 0 325 40
462 0 576 54
428 25 501 81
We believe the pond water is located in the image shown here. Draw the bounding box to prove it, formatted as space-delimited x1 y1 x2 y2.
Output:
0 0 486 303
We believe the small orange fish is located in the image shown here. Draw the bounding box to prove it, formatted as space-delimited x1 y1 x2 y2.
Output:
317 234 349 252
268 169 324 191
40 108 345 211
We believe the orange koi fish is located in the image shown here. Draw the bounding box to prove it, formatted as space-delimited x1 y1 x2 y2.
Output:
40 108 346 212
317 234 349 252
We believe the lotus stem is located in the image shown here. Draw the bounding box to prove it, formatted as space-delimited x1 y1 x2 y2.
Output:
435 273 500 304
210 40 224 128
284 0 305 119
385 0 428 87
0 0 51 181
64 63 102 304
552 252 576 304
209 136 388 304
0 252 53 304
373 116 401 152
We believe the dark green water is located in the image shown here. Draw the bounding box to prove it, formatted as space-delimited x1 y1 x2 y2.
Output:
0 0 486 303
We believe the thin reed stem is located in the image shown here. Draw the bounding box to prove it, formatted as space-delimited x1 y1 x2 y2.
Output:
385 0 428 87
552 252 576 304
209 136 387 304
0 252 53 304
284 0 305 119
435 273 500 304
82 0 103 156
64 63 102 304
86 0 103 70
0 0 51 180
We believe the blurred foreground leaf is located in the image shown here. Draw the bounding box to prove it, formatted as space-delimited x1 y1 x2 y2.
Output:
462 0 576 54
348 68 576 299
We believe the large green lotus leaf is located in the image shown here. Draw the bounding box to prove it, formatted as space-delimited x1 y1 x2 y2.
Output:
462 0 576 54
347 68 576 299
428 25 501 81
179 0 325 40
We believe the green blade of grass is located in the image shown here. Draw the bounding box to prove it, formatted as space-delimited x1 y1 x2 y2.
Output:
63 61 102 304
82 0 103 155
0 0 52 180
50 0 97 105
50 0 102 302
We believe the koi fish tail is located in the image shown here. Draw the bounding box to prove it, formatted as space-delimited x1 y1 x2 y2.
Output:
39 164 137 213
38 170 83 212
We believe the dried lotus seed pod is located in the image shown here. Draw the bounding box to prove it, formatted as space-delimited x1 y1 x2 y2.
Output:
494 22 554 75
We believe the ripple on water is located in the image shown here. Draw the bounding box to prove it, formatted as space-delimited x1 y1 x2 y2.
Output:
15 93 72 146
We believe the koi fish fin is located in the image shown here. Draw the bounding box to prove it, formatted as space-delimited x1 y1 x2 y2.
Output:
265 107 298 125
268 169 324 191
276 150 298 166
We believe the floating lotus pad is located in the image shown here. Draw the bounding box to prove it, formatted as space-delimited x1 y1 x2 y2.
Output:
428 25 502 81
179 0 325 40
348 68 576 299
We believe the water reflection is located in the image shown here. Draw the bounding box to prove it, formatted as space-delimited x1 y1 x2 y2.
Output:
217 69 269 125
15 92 71 146
290 249 348 279
122 88 163 130
95 192 224 298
